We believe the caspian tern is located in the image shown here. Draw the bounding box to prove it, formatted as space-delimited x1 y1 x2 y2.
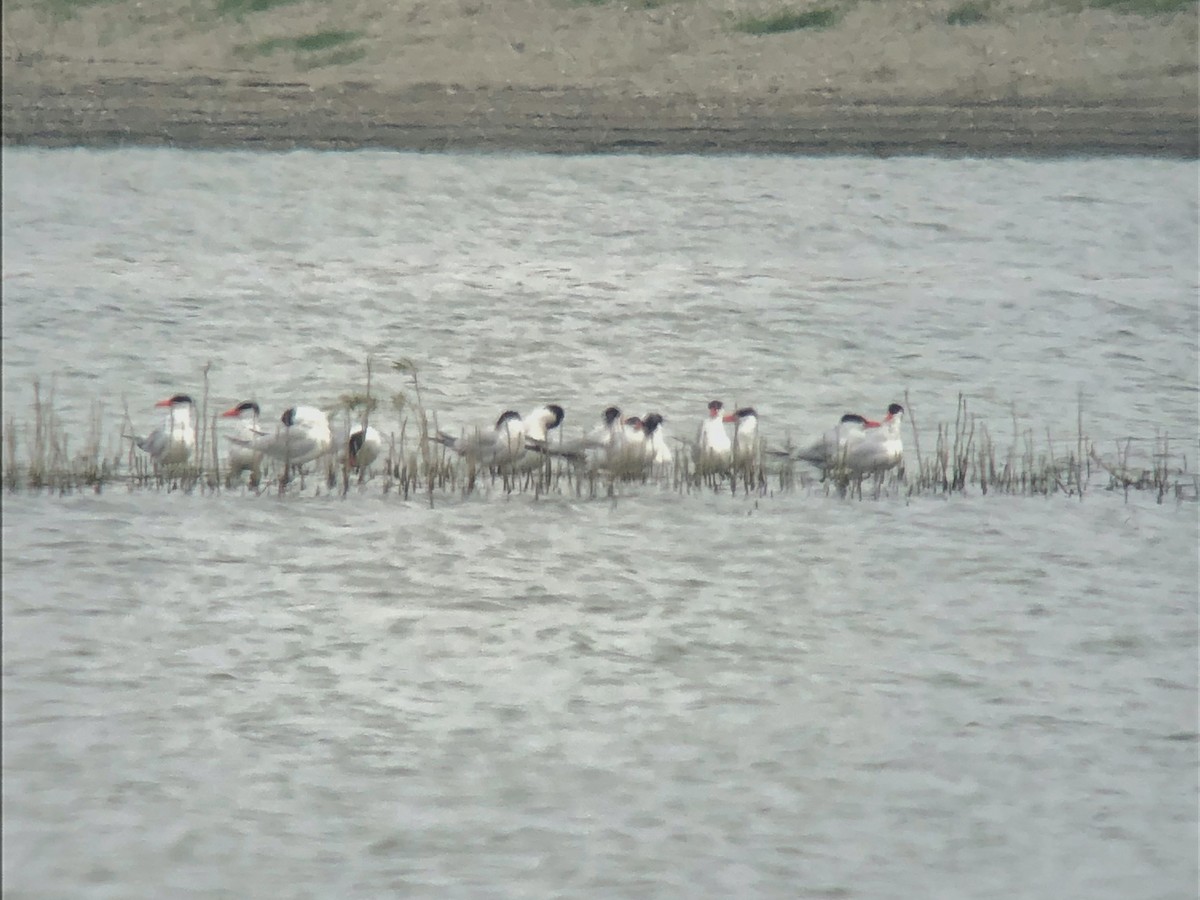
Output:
522 404 566 445
575 414 648 475
231 405 333 467
436 405 564 471
541 406 624 470
620 415 647 455
219 400 262 478
344 425 383 470
694 399 732 466
723 407 761 464
788 413 872 470
641 413 674 466
843 403 904 475
514 404 569 474
131 394 195 467
435 409 524 467
585 407 624 451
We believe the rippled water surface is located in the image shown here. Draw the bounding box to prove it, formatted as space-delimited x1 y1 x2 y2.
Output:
2 149 1197 899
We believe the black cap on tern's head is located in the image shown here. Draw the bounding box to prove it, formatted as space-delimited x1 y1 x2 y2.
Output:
642 413 664 434
220 400 260 418
348 429 365 460
603 406 621 425
707 400 724 415
887 403 904 417
723 407 756 423
156 394 194 408
840 413 868 425
545 404 565 430
495 410 522 429
281 407 297 427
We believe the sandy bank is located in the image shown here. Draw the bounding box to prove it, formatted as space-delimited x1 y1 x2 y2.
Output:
3 0 1197 155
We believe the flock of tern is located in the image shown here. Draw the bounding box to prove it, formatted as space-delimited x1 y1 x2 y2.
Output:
128 394 906 481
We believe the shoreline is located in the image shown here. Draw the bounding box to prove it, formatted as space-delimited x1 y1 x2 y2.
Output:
4 74 1197 156
3 0 1197 158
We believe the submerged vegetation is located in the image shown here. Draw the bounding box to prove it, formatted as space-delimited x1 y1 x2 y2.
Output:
2 368 1195 506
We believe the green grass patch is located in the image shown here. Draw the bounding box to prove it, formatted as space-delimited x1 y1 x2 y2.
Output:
217 0 307 17
298 46 368 69
1057 0 1196 11
1085 0 1196 11
946 1 989 24
27 0 124 19
734 7 839 34
568 0 676 6
237 29 361 59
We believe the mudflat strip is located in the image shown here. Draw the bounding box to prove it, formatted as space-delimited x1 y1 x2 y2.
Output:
5 72 1196 155
2 0 1196 156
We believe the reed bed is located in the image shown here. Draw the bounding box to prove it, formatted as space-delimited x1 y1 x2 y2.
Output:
2 373 1195 504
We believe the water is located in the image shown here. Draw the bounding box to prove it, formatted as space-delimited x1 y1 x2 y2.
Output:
2 149 1197 898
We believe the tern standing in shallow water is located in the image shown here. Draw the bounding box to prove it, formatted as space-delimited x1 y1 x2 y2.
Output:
789 413 873 471
436 404 564 472
723 407 761 465
843 403 904 475
435 409 526 468
587 407 624 451
521 404 566 447
344 425 383 470
230 405 333 469
694 399 732 468
131 394 195 468
641 413 674 467
220 400 263 479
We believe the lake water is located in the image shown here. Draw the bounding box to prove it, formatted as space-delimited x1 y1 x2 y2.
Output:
2 149 1197 899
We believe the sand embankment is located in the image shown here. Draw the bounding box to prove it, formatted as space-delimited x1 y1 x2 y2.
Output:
2 0 1197 155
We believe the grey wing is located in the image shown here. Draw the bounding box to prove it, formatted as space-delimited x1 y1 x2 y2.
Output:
135 428 167 458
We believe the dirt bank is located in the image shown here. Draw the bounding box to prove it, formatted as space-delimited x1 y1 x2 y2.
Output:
3 0 1197 155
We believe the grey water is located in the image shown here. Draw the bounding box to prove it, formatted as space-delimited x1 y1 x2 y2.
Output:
2 149 1197 899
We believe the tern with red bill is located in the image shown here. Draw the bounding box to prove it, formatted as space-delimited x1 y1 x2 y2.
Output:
130 394 195 467
227 404 332 467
